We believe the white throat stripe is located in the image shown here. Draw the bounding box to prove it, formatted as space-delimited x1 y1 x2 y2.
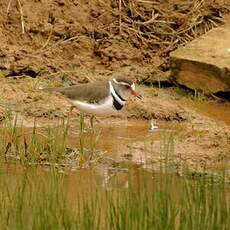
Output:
109 81 125 105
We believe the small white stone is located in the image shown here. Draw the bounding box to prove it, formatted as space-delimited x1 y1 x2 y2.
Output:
228 48 230 52
150 119 158 131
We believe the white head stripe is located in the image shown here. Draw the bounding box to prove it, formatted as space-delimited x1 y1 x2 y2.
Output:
109 81 125 105
113 78 131 87
131 83 135 90
113 78 119 84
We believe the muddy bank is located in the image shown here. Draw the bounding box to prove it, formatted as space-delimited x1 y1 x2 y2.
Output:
0 0 229 77
0 71 230 175
0 75 189 123
120 115 230 175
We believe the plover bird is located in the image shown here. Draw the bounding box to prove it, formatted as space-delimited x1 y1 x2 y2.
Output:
42 78 142 127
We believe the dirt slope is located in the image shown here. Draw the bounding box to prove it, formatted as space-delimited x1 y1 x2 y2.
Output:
0 0 229 78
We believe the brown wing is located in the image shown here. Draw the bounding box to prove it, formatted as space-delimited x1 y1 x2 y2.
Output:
43 81 110 103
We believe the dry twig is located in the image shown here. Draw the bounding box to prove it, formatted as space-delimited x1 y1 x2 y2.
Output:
6 0 25 33
16 0 25 34
112 0 226 57
6 0 13 15
118 0 122 34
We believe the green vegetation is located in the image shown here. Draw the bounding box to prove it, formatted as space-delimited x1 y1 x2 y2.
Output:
193 89 205 102
0 115 70 165
0 70 11 78
0 165 229 229
0 117 229 229
0 114 101 167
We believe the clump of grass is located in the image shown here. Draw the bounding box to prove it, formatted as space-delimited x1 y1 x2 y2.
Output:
78 114 101 166
0 114 101 168
193 89 204 102
0 116 69 165
160 130 177 173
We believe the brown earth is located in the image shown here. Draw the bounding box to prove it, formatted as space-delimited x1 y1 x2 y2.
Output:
121 113 230 175
0 0 230 173
0 0 229 78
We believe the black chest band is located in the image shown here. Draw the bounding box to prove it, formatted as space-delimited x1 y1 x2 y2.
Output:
111 94 123 110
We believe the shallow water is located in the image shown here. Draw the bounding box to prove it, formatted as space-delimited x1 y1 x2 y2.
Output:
0 162 184 201
67 119 185 156
184 100 230 125
0 99 229 221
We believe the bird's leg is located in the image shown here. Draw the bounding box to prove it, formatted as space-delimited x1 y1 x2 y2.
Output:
68 105 75 117
94 116 100 124
66 105 75 127
90 115 95 129
70 105 75 112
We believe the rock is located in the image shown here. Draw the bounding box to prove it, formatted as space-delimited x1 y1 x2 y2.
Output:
170 17 230 95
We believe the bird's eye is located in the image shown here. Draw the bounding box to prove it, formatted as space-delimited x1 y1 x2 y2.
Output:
125 85 130 89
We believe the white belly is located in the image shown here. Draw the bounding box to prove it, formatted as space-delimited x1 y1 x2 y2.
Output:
71 96 117 116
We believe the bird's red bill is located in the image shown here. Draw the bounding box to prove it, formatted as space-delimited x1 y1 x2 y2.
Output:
131 90 142 99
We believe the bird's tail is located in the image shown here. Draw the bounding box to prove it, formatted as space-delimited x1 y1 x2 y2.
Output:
39 86 63 94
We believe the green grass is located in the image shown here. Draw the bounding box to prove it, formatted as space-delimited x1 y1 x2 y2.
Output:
193 89 204 102
0 116 70 165
0 165 229 230
0 114 101 167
